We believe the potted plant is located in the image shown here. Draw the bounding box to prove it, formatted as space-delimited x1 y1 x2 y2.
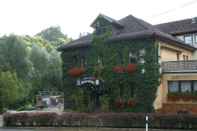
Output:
67 67 85 77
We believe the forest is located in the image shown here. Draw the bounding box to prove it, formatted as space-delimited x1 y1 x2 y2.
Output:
0 26 71 112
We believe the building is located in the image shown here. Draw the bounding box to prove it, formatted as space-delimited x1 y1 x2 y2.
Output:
58 14 197 113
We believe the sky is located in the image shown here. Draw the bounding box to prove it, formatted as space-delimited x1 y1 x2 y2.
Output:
0 0 197 39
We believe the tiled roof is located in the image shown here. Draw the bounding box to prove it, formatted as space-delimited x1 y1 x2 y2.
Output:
155 17 197 35
58 15 196 51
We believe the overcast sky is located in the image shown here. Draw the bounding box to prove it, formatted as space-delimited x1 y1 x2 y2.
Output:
0 0 197 39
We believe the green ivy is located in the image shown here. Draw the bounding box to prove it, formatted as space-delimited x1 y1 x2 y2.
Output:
61 22 160 112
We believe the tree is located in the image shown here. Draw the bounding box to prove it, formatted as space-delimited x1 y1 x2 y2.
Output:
0 71 26 112
29 44 49 92
47 49 62 90
36 26 71 47
0 30 65 111
0 35 31 79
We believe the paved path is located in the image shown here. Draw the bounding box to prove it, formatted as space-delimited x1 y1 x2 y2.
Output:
0 115 2 127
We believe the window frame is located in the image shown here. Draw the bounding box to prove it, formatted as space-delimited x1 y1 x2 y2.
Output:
168 81 179 93
194 34 197 44
180 81 192 93
184 34 193 45
168 80 197 94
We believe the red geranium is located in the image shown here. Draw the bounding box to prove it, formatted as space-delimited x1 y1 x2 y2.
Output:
115 98 124 109
67 67 85 77
125 64 137 73
127 99 136 108
113 66 125 73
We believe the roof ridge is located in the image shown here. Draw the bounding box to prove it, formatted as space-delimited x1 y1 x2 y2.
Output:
155 17 195 26
120 14 153 30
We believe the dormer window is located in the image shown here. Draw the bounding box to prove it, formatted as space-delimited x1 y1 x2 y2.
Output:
91 14 123 35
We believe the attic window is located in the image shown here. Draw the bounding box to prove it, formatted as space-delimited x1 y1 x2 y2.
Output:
95 24 110 35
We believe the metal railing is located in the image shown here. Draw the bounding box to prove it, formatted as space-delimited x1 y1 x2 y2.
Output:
162 60 197 73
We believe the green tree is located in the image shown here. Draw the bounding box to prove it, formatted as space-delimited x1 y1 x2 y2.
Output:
0 35 31 79
36 26 71 47
0 71 26 112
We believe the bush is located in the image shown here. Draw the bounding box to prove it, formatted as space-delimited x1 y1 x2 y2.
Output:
3 112 197 129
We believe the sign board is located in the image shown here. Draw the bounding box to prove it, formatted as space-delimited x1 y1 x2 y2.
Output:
76 77 100 86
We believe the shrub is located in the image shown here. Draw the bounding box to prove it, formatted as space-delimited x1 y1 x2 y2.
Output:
3 112 197 129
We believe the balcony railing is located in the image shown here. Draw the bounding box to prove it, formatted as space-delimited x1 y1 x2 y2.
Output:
162 60 197 73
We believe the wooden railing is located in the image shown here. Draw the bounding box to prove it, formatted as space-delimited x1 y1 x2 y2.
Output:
162 60 197 73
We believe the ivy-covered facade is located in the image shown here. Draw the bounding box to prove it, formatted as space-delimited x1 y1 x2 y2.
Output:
58 14 196 113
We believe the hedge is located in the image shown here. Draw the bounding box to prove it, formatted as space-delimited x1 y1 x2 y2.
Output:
3 112 197 129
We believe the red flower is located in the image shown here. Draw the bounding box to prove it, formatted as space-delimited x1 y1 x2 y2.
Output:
113 66 125 73
127 99 136 108
115 98 124 109
125 64 137 74
67 67 85 77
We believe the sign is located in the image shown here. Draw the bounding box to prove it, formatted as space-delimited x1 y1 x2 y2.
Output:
76 77 100 86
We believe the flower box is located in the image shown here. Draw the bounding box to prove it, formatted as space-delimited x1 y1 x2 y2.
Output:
168 94 197 101
125 64 137 73
113 66 125 73
67 67 85 77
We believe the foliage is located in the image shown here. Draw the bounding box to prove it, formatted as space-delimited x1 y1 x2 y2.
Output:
0 29 65 111
4 112 197 129
36 26 71 47
0 71 27 112
61 19 160 112
0 35 31 79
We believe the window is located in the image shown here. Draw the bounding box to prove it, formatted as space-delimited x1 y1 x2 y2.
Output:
183 55 189 61
194 34 197 47
180 81 191 93
80 57 87 67
73 55 78 64
194 81 197 92
97 56 103 66
184 35 193 44
177 35 184 41
118 52 123 64
177 53 180 61
129 52 137 63
139 49 146 56
168 81 197 94
168 81 179 93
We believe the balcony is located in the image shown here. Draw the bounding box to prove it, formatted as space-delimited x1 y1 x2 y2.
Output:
162 60 197 73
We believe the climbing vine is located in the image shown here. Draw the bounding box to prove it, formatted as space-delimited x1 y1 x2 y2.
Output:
61 20 160 112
